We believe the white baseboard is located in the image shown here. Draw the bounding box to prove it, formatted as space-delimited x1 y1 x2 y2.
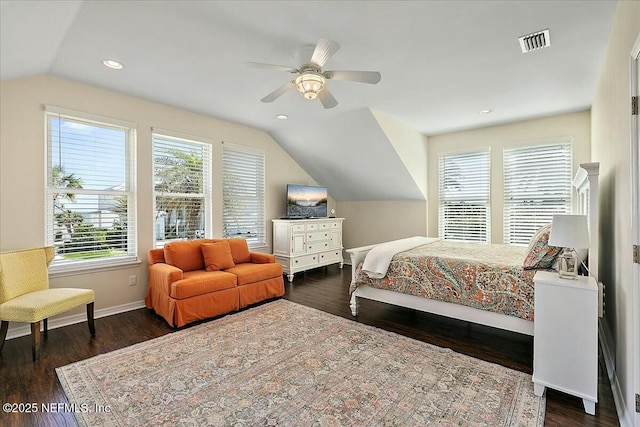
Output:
599 317 632 427
5 300 146 341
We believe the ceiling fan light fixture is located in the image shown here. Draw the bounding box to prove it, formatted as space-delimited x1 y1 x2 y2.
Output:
295 72 325 100
252 39 381 108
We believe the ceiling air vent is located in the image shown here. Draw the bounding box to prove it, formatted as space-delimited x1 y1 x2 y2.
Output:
519 29 550 53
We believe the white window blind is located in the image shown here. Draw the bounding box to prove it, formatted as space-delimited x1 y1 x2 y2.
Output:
503 142 572 245
222 144 266 247
153 133 212 247
45 109 137 271
438 151 491 242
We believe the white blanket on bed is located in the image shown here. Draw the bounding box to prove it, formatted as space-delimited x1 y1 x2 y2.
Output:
361 236 438 279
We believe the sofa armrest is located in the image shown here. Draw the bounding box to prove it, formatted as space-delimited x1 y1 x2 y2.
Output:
250 252 276 264
148 263 184 295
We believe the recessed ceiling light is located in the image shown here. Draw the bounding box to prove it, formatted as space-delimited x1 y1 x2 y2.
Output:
102 59 123 70
480 109 493 114
276 114 289 120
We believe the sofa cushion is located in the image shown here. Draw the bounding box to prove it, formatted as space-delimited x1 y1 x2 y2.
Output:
202 241 235 271
225 263 282 286
170 270 237 299
164 239 214 272
227 238 251 264
147 248 165 265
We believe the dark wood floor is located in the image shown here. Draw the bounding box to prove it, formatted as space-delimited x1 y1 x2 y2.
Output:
0 265 620 426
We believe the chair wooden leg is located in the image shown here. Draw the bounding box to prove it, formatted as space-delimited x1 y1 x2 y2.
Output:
43 318 48 337
31 322 41 362
0 321 9 353
87 302 95 336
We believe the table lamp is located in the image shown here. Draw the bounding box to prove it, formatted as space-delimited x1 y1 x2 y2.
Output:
548 214 590 279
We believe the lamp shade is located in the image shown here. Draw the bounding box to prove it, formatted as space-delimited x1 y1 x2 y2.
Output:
548 214 590 249
295 72 325 100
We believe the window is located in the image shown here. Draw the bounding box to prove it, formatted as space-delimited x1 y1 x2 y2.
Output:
438 151 491 242
45 107 136 271
153 132 212 247
503 141 572 245
222 144 266 247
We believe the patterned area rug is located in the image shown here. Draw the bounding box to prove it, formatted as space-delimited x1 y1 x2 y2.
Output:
57 300 545 426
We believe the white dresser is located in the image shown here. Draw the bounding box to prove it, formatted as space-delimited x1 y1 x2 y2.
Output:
532 270 598 415
272 218 344 282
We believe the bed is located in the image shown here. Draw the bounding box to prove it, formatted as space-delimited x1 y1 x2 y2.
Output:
346 162 600 336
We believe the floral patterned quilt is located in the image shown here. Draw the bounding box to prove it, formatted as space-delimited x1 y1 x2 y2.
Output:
353 240 539 321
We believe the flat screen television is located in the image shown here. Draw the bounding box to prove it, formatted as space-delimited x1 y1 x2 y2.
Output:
286 184 328 218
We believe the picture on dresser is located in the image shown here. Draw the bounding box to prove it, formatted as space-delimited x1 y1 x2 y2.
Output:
286 184 328 218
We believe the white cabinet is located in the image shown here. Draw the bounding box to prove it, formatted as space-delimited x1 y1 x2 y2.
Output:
272 218 344 282
532 270 598 415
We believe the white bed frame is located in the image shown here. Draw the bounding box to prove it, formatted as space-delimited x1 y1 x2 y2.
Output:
346 162 600 336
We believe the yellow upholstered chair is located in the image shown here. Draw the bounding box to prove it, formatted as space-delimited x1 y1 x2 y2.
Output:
0 247 95 361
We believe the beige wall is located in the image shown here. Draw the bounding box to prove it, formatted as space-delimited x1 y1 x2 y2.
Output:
336 200 428 251
427 111 591 243
0 75 319 328
371 109 429 199
590 1 640 424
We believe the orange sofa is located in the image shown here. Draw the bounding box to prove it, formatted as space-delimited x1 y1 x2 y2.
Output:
145 238 284 327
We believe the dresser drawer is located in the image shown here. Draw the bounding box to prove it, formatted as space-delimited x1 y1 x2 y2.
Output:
319 249 342 264
306 223 318 231
293 253 319 268
307 240 330 252
307 231 330 242
291 224 305 233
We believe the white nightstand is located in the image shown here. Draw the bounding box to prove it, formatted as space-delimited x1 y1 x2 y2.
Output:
532 270 598 415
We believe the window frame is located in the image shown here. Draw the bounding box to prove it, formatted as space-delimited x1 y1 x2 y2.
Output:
503 139 573 245
152 129 213 247
44 106 137 274
438 149 491 243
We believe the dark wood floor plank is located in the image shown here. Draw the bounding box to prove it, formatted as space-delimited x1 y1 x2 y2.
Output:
0 265 620 426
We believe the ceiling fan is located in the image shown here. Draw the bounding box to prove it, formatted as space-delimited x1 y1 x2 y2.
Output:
246 39 381 109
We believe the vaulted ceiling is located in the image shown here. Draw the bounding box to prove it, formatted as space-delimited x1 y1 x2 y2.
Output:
0 1 617 200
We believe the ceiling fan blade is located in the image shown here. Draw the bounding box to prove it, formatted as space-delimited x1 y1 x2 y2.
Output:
324 70 382 84
310 39 340 68
245 62 299 73
261 80 295 103
318 88 338 109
